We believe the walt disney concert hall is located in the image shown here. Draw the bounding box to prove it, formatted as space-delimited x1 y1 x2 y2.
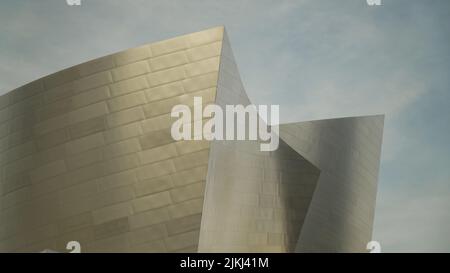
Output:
0 27 383 252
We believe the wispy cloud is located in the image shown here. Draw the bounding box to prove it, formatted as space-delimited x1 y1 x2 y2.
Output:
374 176 450 252
0 0 449 252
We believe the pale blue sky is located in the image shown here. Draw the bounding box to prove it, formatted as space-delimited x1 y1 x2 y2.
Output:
1 0 449 252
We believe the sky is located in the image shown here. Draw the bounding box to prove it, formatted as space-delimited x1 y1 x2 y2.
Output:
1 0 449 252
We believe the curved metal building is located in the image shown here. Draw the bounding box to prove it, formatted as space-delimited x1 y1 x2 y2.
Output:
0 27 383 252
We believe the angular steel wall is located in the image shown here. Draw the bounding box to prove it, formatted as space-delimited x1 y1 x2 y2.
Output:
198 31 384 253
198 31 321 252
0 26 384 253
280 116 384 252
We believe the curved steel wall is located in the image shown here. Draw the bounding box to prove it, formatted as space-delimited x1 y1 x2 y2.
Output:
198 33 321 252
280 116 384 252
0 27 224 252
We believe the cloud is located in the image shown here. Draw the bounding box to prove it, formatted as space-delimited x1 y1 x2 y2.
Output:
373 178 450 252
0 0 449 252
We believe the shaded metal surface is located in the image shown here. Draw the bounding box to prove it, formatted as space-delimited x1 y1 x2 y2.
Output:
280 116 384 252
198 32 320 252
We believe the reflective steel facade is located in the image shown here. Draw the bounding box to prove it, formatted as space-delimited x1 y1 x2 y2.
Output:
0 27 383 252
